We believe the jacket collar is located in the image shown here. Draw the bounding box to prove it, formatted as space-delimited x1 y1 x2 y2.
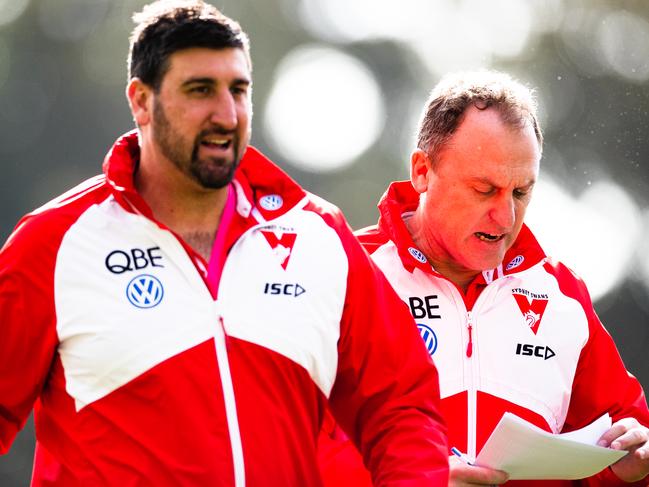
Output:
376 180 547 278
377 181 430 274
102 130 307 224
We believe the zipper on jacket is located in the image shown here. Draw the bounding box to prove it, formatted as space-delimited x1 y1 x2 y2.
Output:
466 311 474 358
213 310 246 487
465 309 477 459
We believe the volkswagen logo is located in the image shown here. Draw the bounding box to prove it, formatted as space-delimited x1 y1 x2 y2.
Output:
506 255 524 271
259 194 284 211
417 324 438 356
126 274 164 309
408 247 427 264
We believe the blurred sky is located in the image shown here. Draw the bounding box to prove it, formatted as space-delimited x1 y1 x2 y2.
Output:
1 0 649 483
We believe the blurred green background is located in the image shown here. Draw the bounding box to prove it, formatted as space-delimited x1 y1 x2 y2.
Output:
1 0 649 483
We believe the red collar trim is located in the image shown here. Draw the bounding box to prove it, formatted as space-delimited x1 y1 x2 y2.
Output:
500 224 546 275
377 181 434 274
102 131 308 223
233 146 307 221
376 180 547 277
102 130 154 219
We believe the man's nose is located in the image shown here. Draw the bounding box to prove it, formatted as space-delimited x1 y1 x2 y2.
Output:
209 91 237 130
490 194 515 229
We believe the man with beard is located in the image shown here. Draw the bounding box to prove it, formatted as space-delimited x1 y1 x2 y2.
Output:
0 1 448 485
320 71 649 486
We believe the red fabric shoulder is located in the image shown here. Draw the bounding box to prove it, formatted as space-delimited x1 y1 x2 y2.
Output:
0 178 110 453
542 259 594 318
354 224 389 256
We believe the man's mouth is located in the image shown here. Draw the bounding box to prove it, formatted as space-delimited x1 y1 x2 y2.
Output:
200 136 232 150
475 232 504 242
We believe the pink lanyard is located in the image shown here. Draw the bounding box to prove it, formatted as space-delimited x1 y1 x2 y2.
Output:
206 184 236 297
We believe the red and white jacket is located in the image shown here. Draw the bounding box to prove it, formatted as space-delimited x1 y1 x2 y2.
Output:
0 133 448 486
350 180 649 487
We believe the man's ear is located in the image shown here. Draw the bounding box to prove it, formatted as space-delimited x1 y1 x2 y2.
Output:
410 149 432 194
126 78 153 127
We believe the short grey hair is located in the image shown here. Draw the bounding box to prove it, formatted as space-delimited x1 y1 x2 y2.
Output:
416 70 543 164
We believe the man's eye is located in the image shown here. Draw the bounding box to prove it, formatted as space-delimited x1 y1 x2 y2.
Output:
475 187 495 196
190 86 211 95
231 86 247 96
514 188 530 199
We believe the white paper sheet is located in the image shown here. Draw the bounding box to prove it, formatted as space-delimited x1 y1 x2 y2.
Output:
474 413 627 480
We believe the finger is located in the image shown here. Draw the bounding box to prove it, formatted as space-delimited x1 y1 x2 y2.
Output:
450 460 509 485
610 428 649 451
632 443 649 461
598 418 639 447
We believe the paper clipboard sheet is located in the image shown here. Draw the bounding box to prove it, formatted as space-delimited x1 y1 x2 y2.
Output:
474 413 627 480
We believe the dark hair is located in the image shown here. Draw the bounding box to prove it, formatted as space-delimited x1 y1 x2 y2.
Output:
128 0 250 91
416 70 543 164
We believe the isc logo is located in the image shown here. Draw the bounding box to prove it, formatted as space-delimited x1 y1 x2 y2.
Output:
515 343 556 360
264 282 306 297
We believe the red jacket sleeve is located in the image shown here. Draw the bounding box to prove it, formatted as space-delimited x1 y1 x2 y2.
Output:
0 216 59 453
318 409 373 487
322 211 448 486
566 316 649 487
550 262 649 486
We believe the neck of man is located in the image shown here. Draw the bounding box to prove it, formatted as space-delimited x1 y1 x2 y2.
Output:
135 149 229 262
404 211 479 294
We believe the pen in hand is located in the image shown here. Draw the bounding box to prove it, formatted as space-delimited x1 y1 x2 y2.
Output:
451 447 506 486
451 446 474 465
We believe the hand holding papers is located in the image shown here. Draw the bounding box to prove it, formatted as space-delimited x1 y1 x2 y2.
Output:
474 413 627 480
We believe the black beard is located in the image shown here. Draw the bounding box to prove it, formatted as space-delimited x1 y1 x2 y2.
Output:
153 99 242 189
188 129 241 189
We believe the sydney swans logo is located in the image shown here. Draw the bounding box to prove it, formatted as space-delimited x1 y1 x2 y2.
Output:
260 228 298 270
511 288 549 335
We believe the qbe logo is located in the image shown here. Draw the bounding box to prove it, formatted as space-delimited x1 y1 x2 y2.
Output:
417 324 438 356
126 274 164 309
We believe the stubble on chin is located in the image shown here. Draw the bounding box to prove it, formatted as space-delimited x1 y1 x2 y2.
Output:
189 153 240 189
152 99 242 190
